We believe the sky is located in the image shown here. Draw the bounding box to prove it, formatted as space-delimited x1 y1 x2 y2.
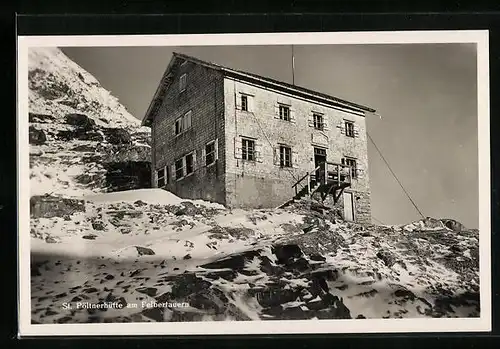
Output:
61 43 479 228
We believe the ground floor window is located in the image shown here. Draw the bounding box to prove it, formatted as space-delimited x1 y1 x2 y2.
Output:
342 157 358 178
205 141 216 166
242 138 256 161
175 158 184 179
156 167 166 188
280 145 292 167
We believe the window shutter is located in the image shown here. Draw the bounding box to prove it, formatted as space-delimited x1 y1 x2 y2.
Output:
248 96 254 112
184 111 192 130
323 118 329 131
308 113 314 127
356 167 364 179
201 147 206 166
154 169 159 187
274 104 280 119
214 138 219 160
289 108 296 123
171 164 176 181
353 124 360 137
292 150 299 168
255 141 264 163
235 94 242 110
171 123 176 136
339 121 346 134
192 150 197 170
234 137 242 159
273 147 280 165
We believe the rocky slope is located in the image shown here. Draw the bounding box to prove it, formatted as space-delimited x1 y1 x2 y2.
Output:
30 189 480 324
28 47 151 197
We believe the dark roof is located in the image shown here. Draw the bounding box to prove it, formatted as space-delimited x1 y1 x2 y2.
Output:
142 52 376 126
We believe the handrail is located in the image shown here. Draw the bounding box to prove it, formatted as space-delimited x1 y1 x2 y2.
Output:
292 164 322 189
292 172 310 189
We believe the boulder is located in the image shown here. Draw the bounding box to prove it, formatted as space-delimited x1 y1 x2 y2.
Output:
102 128 131 145
29 126 47 145
136 246 155 256
30 195 85 218
376 249 396 268
441 219 466 232
29 112 55 123
65 113 96 129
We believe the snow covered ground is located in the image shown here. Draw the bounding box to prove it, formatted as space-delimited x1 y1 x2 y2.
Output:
30 189 480 324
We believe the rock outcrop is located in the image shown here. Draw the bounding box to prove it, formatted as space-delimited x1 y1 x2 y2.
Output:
28 47 151 197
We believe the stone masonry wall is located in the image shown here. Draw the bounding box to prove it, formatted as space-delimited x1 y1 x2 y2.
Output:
151 61 226 204
223 76 371 221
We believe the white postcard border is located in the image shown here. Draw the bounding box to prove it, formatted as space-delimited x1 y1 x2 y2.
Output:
17 30 491 336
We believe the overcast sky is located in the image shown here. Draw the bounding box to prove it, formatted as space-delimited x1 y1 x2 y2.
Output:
62 43 479 228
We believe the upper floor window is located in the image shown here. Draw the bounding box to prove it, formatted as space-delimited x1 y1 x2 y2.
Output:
241 95 248 112
313 113 325 130
179 73 187 93
279 105 291 121
342 157 358 178
242 138 256 161
280 145 292 168
175 110 192 136
345 120 355 137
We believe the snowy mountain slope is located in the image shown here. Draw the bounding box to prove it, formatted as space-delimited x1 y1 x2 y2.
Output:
30 189 480 323
28 47 151 197
28 47 140 129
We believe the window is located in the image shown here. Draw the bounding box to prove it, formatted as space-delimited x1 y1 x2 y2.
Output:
242 138 256 161
156 168 166 188
185 153 194 176
342 157 358 178
175 118 183 135
279 105 291 121
313 113 324 130
205 141 216 166
175 110 192 136
179 73 187 92
280 146 292 168
175 158 184 179
241 95 248 111
345 121 355 137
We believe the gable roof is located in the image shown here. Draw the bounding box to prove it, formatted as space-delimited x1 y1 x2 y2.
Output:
142 52 376 126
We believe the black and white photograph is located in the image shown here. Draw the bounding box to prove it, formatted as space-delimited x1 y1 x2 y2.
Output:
17 31 491 335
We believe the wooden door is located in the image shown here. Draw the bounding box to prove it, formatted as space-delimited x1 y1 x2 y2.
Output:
343 192 355 221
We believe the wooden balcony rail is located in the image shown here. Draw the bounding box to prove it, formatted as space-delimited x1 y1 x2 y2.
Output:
292 162 352 198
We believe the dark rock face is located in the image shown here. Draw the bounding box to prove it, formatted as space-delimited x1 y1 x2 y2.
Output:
29 112 55 123
57 128 104 142
102 128 131 145
65 113 96 129
29 126 47 145
30 195 85 218
103 161 151 192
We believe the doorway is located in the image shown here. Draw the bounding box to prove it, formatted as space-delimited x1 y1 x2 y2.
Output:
343 192 355 221
313 147 327 182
